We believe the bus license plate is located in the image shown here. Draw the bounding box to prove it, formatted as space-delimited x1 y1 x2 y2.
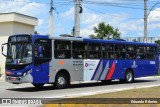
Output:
10 77 16 81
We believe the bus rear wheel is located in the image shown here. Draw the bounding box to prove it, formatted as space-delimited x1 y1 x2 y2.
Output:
125 70 134 83
55 73 69 89
32 84 44 88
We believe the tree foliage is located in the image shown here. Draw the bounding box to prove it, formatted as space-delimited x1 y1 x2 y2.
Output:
155 40 160 45
89 22 121 39
155 40 160 53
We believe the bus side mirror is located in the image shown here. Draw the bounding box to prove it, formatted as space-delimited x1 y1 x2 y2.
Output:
1 43 7 57
2 46 4 52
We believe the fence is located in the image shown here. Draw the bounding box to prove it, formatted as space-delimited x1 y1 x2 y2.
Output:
124 37 160 43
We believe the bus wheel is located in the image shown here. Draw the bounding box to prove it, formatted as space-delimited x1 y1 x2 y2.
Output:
125 70 134 83
32 84 44 88
55 73 68 89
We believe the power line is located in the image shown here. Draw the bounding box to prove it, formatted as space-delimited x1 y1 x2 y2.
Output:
0 0 157 7
82 1 160 12
1 0 160 17
0 0 49 4
1 0 160 12
83 5 143 20
0 0 73 5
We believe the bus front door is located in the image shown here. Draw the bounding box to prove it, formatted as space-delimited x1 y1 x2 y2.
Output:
33 39 52 84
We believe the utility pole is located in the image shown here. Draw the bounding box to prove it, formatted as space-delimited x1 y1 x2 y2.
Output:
74 0 81 37
144 0 147 43
49 0 54 36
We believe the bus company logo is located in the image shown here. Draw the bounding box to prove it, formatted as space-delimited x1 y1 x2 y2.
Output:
85 63 89 67
131 61 138 68
85 63 95 67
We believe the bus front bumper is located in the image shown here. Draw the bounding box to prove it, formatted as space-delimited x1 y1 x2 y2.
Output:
6 74 33 84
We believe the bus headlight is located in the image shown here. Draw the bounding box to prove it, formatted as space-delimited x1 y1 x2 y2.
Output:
23 69 32 77
23 72 27 76
6 71 13 75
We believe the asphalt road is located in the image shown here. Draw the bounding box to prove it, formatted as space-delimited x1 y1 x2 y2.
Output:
0 76 160 98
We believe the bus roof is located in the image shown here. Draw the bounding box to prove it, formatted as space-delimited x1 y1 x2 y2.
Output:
83 38 158 46
50 36 83 41
10 34 158 47
50 36 157 47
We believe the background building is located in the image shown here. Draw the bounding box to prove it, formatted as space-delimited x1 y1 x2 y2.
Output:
0 12 38 76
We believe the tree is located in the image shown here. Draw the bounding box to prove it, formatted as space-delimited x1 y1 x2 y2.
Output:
155 40 160 44
89 22 121 39
34 31 39 34
155 40 160 53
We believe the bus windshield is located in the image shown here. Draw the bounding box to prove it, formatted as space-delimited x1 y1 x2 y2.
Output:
6 43 32 65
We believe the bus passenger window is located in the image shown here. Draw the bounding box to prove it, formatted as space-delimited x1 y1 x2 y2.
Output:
35 44 51 59
88 43 101 59
34 39 52 66
126 45 136 59
114 45 126 59
109 52 114 59
102 44 114 59
103 52 108 59
35 44 44 58
38 45 43 57
58 52 65 58
146 47 156 60
89 51 101 59
54 40 71 59
136 46 146 60
72 42 87 59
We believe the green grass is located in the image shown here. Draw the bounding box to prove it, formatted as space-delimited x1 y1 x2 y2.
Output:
158 70 160 76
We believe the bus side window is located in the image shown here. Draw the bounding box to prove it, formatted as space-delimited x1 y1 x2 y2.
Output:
34 39 52 66
34 44 43 58
54 40 71 59
126 45 136 59
147 46 156 60
114 44 126 59
72 42 87 59
102 44 114 59
88 43 101 59
136 46 146 60
58 51 65 58
37 45 44 57
35 43 51 59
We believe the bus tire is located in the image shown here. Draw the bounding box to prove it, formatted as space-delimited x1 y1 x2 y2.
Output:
55 73 68 89
32 84 44 88
125 70 134 83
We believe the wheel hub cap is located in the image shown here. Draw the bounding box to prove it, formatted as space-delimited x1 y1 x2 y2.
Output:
127 73 132 82
58 77 65 85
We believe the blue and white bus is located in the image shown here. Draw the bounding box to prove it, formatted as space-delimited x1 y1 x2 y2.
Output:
1 34 159 89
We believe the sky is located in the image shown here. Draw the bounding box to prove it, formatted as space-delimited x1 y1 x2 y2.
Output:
0 0 160 39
